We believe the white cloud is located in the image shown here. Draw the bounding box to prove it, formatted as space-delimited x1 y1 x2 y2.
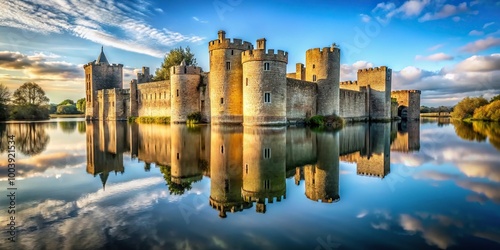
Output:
453 54 500 72
452 16 461 22
483 22 495 29
469 30 484 36
428 43 444 51
415 52 454 61
0 0 205 58
372 0 430 21
192 16 208 23
460 37 500 53
419 2 469 22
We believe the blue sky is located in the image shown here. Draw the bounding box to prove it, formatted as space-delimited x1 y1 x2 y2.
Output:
0 0 499 106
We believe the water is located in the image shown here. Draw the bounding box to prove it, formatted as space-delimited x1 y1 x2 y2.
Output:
0 118 499 250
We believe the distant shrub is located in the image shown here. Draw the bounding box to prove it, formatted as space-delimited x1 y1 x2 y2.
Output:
472 100 500 121
306 115 326 127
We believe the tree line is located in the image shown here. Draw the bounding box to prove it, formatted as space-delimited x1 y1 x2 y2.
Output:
0 82 85 121
451 94 500 121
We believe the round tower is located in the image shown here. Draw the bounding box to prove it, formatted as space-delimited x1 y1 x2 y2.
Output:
242 126 286 213
170 61 201 123
242 39 288 125
209 126 252 218
208 30 253 124
305 46 340 116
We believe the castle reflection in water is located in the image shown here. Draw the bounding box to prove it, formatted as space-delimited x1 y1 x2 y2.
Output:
86 121 419 217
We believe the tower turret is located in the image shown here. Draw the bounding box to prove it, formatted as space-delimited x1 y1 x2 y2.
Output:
208 30 253 124
305 47 340 116
242 39 288 125
170 62 202 123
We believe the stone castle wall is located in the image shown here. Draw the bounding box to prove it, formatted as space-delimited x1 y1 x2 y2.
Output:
339 89 367 121
136 80 170 117
85 62 123 119
357 67 392 120
391 90 421 120
286 78 317 121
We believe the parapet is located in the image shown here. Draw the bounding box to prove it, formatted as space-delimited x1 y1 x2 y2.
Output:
392 90 421 94
208 31 253 51
357 66 389 73
241 49 288 64
340 80 358 85
170 65 202 75
306 46 340 56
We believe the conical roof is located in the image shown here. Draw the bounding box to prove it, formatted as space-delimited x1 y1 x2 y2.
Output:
96 46 109 64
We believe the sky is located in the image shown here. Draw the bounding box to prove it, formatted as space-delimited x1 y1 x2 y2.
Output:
0 0 499 106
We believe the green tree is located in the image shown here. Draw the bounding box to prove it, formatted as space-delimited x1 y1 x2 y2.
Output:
49 103 58 114
59 99 75 106
0 83 11 120
56 104 79 114
473 100 500 121
154 46 197 81
12 82 50 106
76 98 86 113
420 106 430 113
490 94 500 103
11 82 50 120
450 96 488 120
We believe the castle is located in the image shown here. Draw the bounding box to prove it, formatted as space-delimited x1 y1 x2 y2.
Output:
84 31 421 124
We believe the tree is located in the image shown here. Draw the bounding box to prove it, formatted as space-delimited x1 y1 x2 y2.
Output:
59 99 75 106
11 82 50 120
13 82 49 106
420 106 430 113
490 94 500 103
0 83 11 120
154 46 197 81
450 96 488 120
76 98 86 113
56 104 79 114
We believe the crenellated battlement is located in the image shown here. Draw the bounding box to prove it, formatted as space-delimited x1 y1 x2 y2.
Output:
340 80 358 85
170 65 202 75
357 66 389 73
392 90 421 94
241 49 288 63
306 46 340 56
208 31 253 51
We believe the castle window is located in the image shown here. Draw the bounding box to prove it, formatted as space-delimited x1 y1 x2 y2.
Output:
245 164 248 174
221 145 224 154
231 50 233 55
224 179 229 192
264 92 271 103
177 89 179 97
263 148 271 159
226 61 231 70
264 62 270 71
264 180 270 190
313 64 315 69
184 67 187 74
313 75 317 82
177 153 180 160
246 78 248 86
220 98 224 104
173 68 175 74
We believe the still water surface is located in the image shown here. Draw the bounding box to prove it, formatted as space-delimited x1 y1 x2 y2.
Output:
0 118 499 250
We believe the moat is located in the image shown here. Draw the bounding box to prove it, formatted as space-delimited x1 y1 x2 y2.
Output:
0 118 499 250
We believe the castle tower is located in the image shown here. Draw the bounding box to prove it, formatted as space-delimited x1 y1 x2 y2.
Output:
137 67 153 83
391 90 421 120
84 47 123 120
208 30 253 124
170 125 202 185
170 61 202 123
357 66 392 120
242 126 286 213
304 131 340 203
242 39 288 125
209 126 251 218
305 46 340 116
